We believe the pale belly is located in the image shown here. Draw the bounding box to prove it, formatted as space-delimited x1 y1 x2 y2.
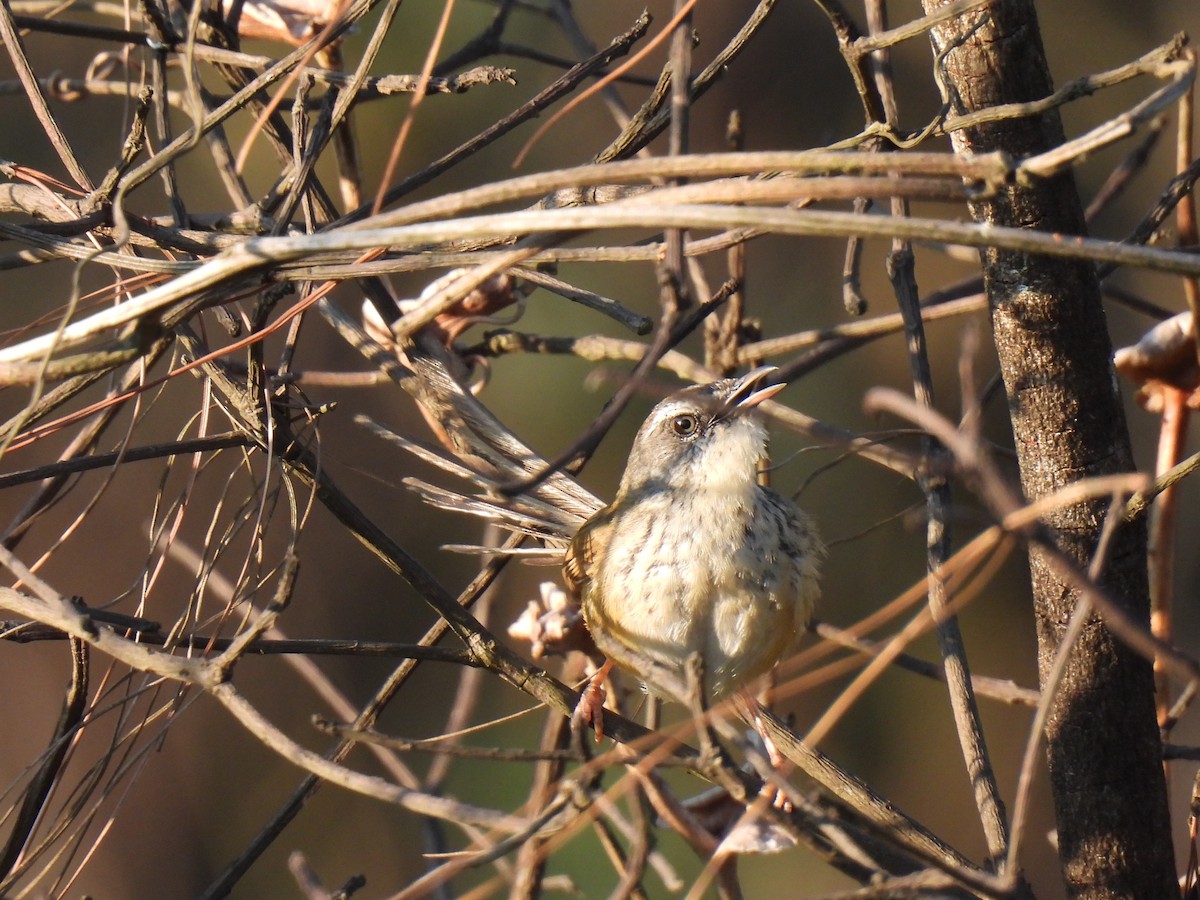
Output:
583 491 812 699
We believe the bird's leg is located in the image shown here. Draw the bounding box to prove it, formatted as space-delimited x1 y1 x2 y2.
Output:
735 690 792 811
681 655 754 808
684 653 727 774
572 658 614 742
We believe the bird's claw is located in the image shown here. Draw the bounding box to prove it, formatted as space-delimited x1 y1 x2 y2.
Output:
765 783 793 813
572 659 613 743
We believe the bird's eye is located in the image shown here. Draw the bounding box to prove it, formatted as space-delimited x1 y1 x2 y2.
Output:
671 414 699 437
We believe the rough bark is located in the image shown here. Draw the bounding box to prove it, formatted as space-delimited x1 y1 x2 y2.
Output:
922 1 1176 897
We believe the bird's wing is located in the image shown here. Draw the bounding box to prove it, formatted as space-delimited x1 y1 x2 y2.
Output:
563 507 612 597
403 477 576 545
358 416 605 557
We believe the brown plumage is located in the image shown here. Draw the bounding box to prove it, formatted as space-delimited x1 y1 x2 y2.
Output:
564 368 822 703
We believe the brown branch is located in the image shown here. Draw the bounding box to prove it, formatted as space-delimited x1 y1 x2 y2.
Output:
924 2 1177 893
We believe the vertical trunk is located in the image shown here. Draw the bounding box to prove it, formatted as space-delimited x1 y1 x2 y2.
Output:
922 1 1176 896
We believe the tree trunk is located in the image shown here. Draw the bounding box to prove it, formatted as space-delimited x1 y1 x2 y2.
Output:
922 1 1176 896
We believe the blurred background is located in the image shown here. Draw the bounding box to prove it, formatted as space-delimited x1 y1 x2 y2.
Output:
2 0 1200 896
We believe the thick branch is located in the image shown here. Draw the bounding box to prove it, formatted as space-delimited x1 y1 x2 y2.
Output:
924 1 1175 896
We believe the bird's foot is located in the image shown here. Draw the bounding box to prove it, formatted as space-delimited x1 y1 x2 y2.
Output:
755 724 792 812
572 659 614 742
736 691 793 812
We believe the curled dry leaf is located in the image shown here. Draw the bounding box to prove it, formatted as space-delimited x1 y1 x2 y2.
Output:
679 784 798 856
362 268 528 348
416 269 530 344
1114 311 1200 412
221 0 340 43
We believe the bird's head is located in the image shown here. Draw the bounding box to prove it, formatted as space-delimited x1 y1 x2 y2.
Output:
617 366 785 498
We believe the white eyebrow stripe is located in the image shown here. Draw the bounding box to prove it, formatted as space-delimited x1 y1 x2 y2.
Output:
643 399 700 432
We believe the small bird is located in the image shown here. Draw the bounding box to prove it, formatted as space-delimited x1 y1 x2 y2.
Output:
391 362 821 743
563 367 823 732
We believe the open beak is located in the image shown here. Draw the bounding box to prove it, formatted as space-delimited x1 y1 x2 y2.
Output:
716 366 785 421
730 365 785 410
